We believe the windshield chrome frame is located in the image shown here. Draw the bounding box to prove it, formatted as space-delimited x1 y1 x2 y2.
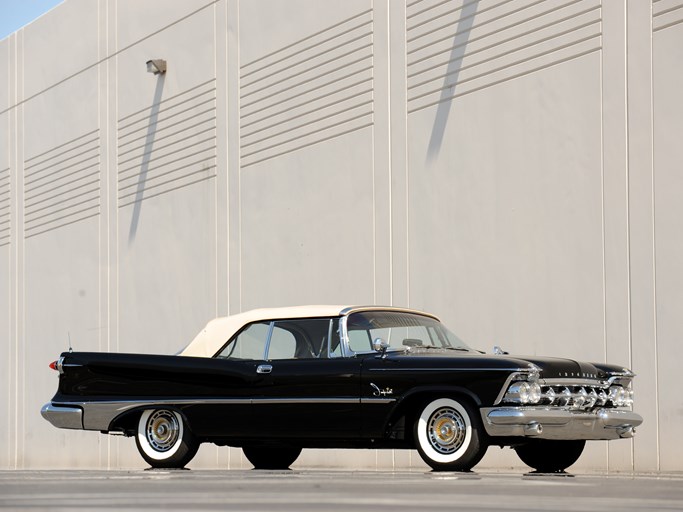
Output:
340 310 465 357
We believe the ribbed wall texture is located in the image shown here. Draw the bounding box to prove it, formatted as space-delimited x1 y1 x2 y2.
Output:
23 130 101 239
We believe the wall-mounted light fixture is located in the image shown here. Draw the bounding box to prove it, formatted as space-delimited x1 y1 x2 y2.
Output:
146 59 167 75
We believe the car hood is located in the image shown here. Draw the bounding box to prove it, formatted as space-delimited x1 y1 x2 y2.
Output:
507 355 605 379
386 350 626 380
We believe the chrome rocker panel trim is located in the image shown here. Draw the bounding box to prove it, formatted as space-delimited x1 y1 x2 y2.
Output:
41 403 83 430
45 397 397 432
480 407 644 440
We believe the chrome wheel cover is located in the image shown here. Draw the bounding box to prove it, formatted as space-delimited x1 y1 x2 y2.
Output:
427 406 466 455
145 410 180 452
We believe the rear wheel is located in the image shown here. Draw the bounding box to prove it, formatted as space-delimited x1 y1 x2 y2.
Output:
413 397 487 471
514 439 585 472
242 445 302 470
135 409 198 468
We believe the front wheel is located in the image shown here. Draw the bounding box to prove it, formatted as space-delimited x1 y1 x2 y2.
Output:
413 397 487 471
242 445 302 470
514 439 585 472
135 409 199 468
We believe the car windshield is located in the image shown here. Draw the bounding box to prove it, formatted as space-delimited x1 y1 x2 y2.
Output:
345 311 473 354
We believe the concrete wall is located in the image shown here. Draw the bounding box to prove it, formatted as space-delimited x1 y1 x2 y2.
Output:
1 0 681 471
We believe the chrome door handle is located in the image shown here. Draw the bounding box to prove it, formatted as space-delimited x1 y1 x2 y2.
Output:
256 364 272 374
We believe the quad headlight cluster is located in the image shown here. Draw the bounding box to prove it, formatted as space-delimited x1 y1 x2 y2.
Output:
608 385 633 407
504 380 543 405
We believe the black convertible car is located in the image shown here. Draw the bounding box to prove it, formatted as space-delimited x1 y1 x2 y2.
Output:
42 305 642 472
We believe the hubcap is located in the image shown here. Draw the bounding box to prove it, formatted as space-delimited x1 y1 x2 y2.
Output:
427 406 466 454
145 410 180 452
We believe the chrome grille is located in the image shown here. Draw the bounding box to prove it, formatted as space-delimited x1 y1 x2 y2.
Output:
540 384 610 410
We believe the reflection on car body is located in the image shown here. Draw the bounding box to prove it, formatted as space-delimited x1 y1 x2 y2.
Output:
42 305 643 472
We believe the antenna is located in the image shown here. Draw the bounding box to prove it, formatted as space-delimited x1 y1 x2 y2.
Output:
68 332 73 353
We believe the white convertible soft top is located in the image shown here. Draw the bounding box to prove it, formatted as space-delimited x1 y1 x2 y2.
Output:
178 305 438 358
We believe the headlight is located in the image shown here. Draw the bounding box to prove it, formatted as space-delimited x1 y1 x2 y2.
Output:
505 382 530 404
528 381 542 404
504 381 542 405
608 385 632 407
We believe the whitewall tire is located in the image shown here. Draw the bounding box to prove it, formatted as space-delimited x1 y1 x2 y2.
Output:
135 409 199 468
413 397 487 471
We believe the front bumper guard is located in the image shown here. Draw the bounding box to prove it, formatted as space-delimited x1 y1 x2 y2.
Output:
480 407 643 441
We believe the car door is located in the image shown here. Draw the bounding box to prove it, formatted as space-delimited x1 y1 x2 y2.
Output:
187 322 271 437
250 317 362 439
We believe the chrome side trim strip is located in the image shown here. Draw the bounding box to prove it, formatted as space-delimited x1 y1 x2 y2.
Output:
253 398 359 405
360 397 396 404
80 399 249 429
368 367 529 372
48 396 390 431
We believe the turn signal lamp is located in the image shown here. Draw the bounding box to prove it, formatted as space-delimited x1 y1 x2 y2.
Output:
48 357 64 374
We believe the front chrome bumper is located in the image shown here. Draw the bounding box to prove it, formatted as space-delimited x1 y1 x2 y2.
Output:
41 403 83 430
480 407 643 440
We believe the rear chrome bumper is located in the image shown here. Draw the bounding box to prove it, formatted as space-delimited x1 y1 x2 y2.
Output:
41 403 83 430
480 407 643 440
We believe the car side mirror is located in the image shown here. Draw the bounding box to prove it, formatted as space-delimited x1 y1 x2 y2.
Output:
373 338 389 357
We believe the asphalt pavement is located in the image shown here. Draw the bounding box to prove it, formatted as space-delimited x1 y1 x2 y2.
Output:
1 469 682 511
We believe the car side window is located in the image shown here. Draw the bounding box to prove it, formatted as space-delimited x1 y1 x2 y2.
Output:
216 322 270 360
266 318 333 360
267 326 297 359
328 318 342 358
348 329 371 352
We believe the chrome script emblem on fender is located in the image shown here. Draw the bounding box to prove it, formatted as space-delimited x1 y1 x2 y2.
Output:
370 383 394 397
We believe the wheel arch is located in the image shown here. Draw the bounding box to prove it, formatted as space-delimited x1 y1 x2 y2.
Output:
108 405 193 436
384 386 482 440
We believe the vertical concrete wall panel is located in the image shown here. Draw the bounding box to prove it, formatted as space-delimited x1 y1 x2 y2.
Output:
626 0 659 472
21 0 98 99
9 31 25 470
116 8 216 118
0 38 8 112
0 247 9 468
21 20 101 462
653 15 683 472
23 221 102 468
238 0 371 65
116 6 219 360
238 0 376 312
0 39 8 469
601 0 633 472
408 55 605 362
240 129 375 309
0 36 9 467
117 183 217 354
116 0 217 50
5 33 19 470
